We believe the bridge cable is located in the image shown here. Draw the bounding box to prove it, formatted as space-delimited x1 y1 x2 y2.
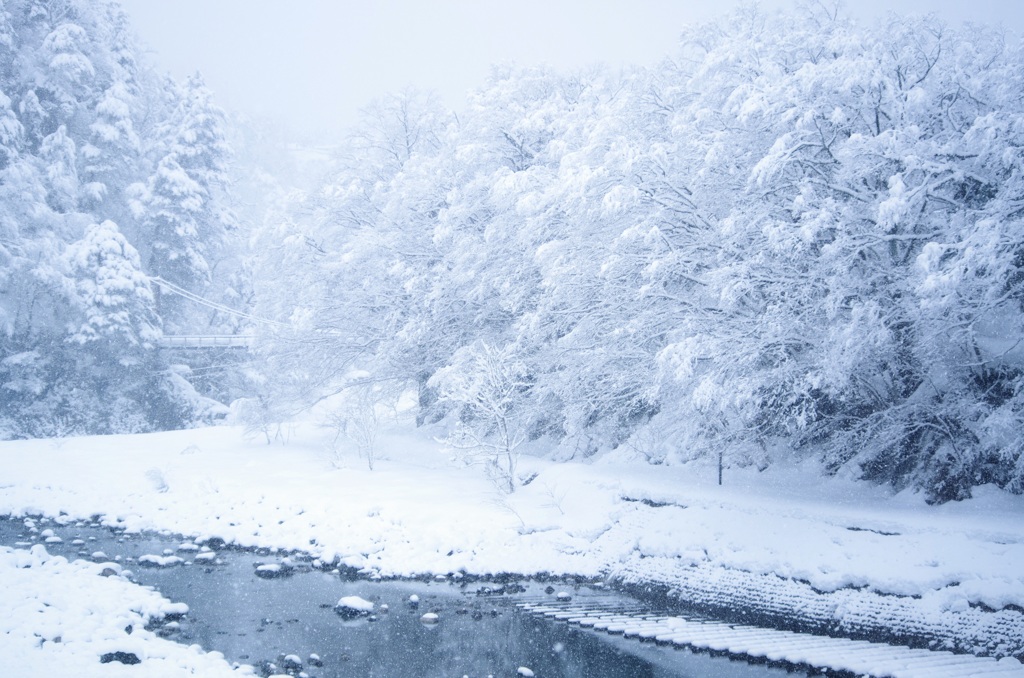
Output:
149 277 290 329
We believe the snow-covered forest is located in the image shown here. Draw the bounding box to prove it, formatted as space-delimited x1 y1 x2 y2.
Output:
0 0 239 438
3 0 1024 504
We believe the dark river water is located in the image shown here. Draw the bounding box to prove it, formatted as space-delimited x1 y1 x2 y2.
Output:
1 516 803 678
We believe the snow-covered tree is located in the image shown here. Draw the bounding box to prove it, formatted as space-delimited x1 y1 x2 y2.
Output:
0 0 240 438
132 73 233 331
250 6 1024 501
64 219 158 351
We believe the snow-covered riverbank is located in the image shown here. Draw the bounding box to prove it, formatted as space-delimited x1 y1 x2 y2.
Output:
2 422 1023 672
0 540 244 677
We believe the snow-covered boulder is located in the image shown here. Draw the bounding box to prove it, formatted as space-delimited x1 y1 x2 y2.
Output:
98 563 122 577
254 561 294 579
335 595 374 619
137 554 184 568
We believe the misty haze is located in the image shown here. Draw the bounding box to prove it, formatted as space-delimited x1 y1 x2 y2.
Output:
1 1 1024 677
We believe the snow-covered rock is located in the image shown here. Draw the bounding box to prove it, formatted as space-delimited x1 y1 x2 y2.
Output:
98 563 122 577
254 562 294 579
335 595 375 620
137 554 185 568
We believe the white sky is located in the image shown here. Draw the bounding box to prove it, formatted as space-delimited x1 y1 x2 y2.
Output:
116 0 1023 142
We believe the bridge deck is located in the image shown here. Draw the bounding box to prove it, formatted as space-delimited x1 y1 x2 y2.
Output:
156 335 253 349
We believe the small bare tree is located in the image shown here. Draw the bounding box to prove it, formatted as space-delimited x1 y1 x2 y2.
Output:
236 392 291 445
430 342 532 493
323 385 381 470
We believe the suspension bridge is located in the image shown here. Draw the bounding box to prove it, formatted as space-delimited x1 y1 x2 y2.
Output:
150 277 280 350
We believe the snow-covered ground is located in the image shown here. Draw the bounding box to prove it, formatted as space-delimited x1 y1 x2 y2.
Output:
1 421 1023 674
0 541 245 677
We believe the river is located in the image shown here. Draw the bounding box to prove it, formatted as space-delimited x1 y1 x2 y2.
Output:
1 516 803 677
